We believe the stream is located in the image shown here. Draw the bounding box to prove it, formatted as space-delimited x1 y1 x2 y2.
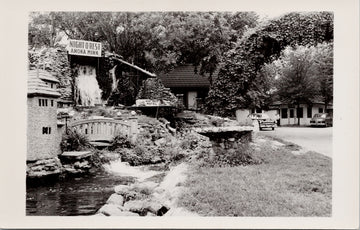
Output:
26 161 162 216
26 169 134 216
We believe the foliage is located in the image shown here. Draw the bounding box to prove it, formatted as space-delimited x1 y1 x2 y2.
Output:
89 150 117 168
263 42 333 124
196 142 261 167
206 12 333 116
136 78 178 105
312 42 333 108
109 134 134 151
28 12 258 76
28 46 72 100
60 129 92 151
274 45 320 104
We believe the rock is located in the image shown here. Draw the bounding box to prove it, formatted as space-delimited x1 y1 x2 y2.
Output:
106 193 124 206
97 204 139 216
150 156 162 164
123 200 147 216
144 201 169 216
93 212 106 216
114 185 131 195
154 138 166 147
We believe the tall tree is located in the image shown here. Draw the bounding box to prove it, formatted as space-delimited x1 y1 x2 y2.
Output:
274 45 320 125
312 42 333 110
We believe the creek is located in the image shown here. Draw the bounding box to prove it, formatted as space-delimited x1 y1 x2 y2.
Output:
26 161 162 216
26 166 133 216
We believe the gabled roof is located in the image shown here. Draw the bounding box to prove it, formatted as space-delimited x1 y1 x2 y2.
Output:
158 65 210 88
28 69 60 83
28 70 61 98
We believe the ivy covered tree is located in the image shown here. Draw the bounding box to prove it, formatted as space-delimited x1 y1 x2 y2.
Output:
205 12 333 117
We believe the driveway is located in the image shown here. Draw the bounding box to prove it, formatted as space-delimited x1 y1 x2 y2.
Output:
259 126 332 158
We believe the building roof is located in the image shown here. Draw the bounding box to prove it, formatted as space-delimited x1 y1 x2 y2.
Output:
158 65 210 88
271 97 332 106
28 69 60 83
28 71 61 98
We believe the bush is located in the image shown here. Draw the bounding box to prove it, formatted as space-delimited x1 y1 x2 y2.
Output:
109 134 133 150
60 129 92 151
196 144 262 167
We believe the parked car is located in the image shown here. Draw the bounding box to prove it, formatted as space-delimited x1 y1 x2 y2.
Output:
310 113 333 127
248 113 276 130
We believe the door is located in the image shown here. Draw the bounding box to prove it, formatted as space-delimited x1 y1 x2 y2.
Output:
187 91 197 109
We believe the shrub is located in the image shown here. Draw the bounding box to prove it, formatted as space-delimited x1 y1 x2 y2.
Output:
197 144 262 167
109 134 133 150
60 129 92 151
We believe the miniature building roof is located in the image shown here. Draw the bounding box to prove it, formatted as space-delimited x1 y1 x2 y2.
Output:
28 69 60 83
28 71 61 98
158 65 210 88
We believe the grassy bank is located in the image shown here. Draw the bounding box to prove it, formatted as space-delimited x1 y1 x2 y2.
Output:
178 135 332 216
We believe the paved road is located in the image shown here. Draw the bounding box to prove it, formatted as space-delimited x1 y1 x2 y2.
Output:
259 126 332 157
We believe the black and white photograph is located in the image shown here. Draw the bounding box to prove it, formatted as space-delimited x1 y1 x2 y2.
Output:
0 0 359 229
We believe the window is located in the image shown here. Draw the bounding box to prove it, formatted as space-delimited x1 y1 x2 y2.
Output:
289 109 294 118
45 99 48 106
319 107 323 113
51 100 54 107
307 106 312 118
51 83 53 88
39 99 41 106
297 107 303 118
281 108 288 118
42 127 51 134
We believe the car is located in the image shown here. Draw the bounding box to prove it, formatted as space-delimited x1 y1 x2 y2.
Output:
247 113 276 130
310 113 333 127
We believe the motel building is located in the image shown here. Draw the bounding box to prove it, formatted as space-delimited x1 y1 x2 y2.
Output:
272 99 333 126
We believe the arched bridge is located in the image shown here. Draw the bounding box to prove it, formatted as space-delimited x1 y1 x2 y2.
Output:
68 118 138 143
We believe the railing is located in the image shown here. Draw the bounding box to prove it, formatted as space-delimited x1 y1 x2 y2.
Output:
68 118 138 142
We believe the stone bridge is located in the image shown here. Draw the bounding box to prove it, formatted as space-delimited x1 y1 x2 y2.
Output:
68 117 138 143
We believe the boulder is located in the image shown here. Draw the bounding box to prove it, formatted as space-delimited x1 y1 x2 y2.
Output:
114 184 131 195
144 201 169 216
123 200 147 216
106 193 124 206
98 204 139 216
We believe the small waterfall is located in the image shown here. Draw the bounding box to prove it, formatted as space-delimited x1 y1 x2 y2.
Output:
103 160 161 181
75 65 103 106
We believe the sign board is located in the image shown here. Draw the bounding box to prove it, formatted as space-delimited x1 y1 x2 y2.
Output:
67 39 102 57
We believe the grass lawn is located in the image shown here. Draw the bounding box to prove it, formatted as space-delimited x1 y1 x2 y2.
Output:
177 135 332 216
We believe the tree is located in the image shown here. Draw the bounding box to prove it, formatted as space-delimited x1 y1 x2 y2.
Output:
205 12 333 116
312 42 333 110
273 45 320 125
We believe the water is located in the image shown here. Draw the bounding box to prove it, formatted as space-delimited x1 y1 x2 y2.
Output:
74 65 103 106
26 170 134 216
